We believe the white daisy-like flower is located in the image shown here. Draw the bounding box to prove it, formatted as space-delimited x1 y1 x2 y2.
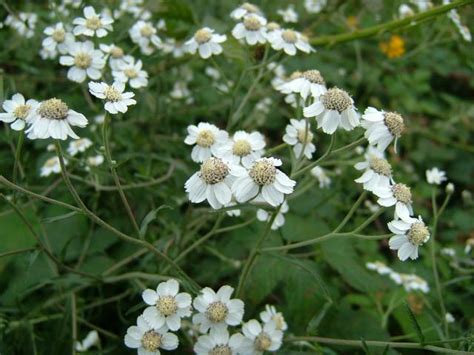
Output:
0 93 38 131
217 130 265 168
278 70 326 100
129 20 162 55
185 157 245 209
267 28 314 56
354 148 393 192
184 122 229 163
192 285 245 333
232 14 268 45
141 279 192 331
283 119 316 159
259 305 288 331
67 137 92 156
42 22 75 54
88 81 136 114
232 158 296 207
375 183 413 221
388 216 430 261
40 156 65 177
75 330 99 352
366 261 393 275
26 98 88 140
112 56 149 89
361 107 405 152
389 272 430 293
241 319 283 354
60 41 106 83
184 27 227 59
73 6 113 38
425 167 447 185
311 166 331 188
303 87 359 134
86 154 105 170
399 4 415 18
277 5 299 23
445 312 455 323
194 328 246 355
304 0 327 14
100 43 126 70
230 2 263 20
124 315 179 355
159 38 186 58
256 201 289 230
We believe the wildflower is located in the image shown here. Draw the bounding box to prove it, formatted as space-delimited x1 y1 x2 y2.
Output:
389 272 430 293
361 107 405 152
184 122 229 163
88 81 136 114
5 12 37 38
194 328 246 354
26 98 88 140
41 157 65 177
398 4 415 18
354 147 393 192
232 158 296 207
426 167 447 185
375 183 413 220
303 87 359 134
43 22 74 54
255 98 272 114
67 138 92 156
129 20 162 55
380 35 405 58
256 201 289 230
100 43 126 70
311 166 331 188
192 285 245 333
86 155 104 170
366 261 393 275
75 330 99 352
232 14 268 45
278 69 326 100
388 216 430 261
112 56 149 89
267 28 314 56
73 6 113 37
0 93 38 131
277 5 299 23
184 27 227 59
60 41 106 83
259 305 288 331
217 130 266 168
170 81 193 103
230 3 263 20
283 119 316 159
304 0 327 14
124 315 179 354
241 319 283 353
445 312 455 323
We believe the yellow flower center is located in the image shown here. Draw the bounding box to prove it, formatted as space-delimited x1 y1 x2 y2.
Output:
156 295 178 316
302 70 325 85
267 22 280 31
321 88 352 113
74 52 92 69
206 301 229 323
52 28 65 42
194 28 212 44
369 157 392 176
38 98 69 120
104 86 122 102
297 128 313 144
140 24 154 37
124 68 138 79
249 159 276 186
86 16 102 30
141 330 162 352
392 183 412 204
110 46 124 58
282 29 297 43
243 15 262 31
13 104 31 120
408 222 429 246
254 332 272 351
210 345 232 355
196 129 215 147
200 158 230 185
384 112 405 137
232 139 252 156
241 2 259 13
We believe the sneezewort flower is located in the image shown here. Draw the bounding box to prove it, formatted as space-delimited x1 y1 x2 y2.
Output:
184 122 229 163
232 14 268 45
42 22 74 54
73 6 113 37
241 319 283 354
230 2 263 20
425 167 447 185
361 107 405 152
217 130 266 168
259 305 288 331
194 328 246 355
278 69 326 100
0 93 38 131
283 118 316 159
88 81 136 114
266 28 314 56
67 137 92 156
184 27 227 59
112 55 149 89
59 41 106 83
256 201 289 230
40 156 65 177
129 20 162 55
388 216 430 261
374 182 413 221
354 147 393 192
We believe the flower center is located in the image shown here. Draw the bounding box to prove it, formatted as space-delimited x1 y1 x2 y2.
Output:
321 88 352 113
74 52 92 69
104 86 122 102
249 159 276 186
407 222 430 246
206 301 228 323
194 28 212 44
156 295 178 316
369 157 392 176
38 98 69 120
272 314 285 330
140 24 154 37
13 104 31 119
255 332 272 351
289 71 303 80
196 129 215 147
297 128 313 144
86 16 101 30
124 68 138 78
243 15 262 31
384 112 405 137
266 22 280 31
141 330 162 352
232 139 252 156
52 28 65 42
282 29 297 43
110 46 124 58
45 157 59 168
242 2 259 13
210 345 232 355
392 183 412 204
302 70 325 85
200 158 230 185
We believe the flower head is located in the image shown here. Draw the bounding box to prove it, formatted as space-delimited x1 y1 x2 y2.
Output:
73 6 113 37
267 28 314 56
112 55 149 89
40 156 65 177
361 107 405 152
388 216 430 261
217 130 266 168
241 319 283 354
426 167 447 185
366 261 393 275
129 20 162 55
43 22 75 55
194 328 246 355
259 305 288 331
67 137 92 156
232 14 268 45
278 69 326 100
60 41 106 83
354 147 392 192
184 122 229 163
0 93 38 131
184 27 227 59
88 81 136 114
230 3 263 20
283 119 316 159
257 201 289 230
375 182 413 220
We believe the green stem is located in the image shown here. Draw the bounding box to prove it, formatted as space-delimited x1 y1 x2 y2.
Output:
13 130 25 182
333 191 367 233
0 247 36 258
292 134 337 178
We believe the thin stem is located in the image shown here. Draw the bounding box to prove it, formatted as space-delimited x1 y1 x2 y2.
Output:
332 190 367 233
13 130 25 182
292 134 337 178
71 294 77 355
0 247 36 258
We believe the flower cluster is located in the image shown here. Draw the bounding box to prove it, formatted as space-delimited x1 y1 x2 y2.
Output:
366 261 430 293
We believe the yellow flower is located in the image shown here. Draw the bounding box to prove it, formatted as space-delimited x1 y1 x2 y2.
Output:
379 35 405 58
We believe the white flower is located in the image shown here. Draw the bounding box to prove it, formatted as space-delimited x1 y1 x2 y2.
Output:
232 14 268 45
217 130 265 168
184 27 227 59
184 122 229 163
194 328 246 355
361 107 405 152
67 137 92 156
129 20 162 55
88 81 136 114
41 157 65 177
40 48 58 60
259 305 288 331
375 183 413 221
124 315 179 354
232 158 296 207
441 248 456 257
159 38 186 58
100 43 126 70
399 4 415 18
445 312 455 323
0 93 38 131
303 87 359 134
277 5 299 23
465 237 474 254
60 41 106 83
304 0 327 14
43 22 75 54
142 279 192 331
5 12 37 38
389 272 430 293
354 148 392 192
75 330 99 352
112 56 149 89
366 261 393 275
267 29 314 56
26 98 88 140
283 119 316 159
311 166 331 188
86 154 104 170
257 201 289 230
255 98 272 114
170 81 193 103
278 70 326 100
192 285 245 333
242 319 283 354
388 216 430 261
230 3 263 20
185 157 245 209
73 6 113 38
410 0 433 12
426 167 447 185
